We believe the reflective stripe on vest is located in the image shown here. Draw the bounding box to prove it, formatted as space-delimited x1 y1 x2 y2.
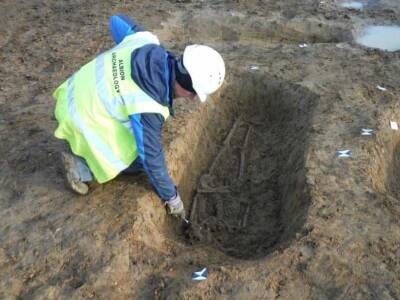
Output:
54 31 170 183
66 74 128 171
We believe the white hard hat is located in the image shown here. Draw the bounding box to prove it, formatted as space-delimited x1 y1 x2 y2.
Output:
183 45 225 102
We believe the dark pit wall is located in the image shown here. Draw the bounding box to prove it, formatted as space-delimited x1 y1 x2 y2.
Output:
368 114 400 217
390 142 400 194
387 142 400 198
171 71 317 260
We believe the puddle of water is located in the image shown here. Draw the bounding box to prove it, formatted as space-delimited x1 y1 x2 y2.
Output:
339 2 364 9
356 26 400 52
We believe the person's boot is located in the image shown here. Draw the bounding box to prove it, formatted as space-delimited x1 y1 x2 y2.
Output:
61 152 89 195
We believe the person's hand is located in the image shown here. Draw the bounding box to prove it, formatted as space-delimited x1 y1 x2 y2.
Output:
166 193 186 220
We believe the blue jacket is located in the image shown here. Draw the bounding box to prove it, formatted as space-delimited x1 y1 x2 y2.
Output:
110 15 177 201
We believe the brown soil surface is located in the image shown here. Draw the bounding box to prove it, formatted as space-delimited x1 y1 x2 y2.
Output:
1 0 400 299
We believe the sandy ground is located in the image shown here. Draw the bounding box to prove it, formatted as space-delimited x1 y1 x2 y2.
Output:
1 0 400 299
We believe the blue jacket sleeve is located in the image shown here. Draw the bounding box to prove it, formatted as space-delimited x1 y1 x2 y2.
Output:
109 15 144 44
130 113 177 201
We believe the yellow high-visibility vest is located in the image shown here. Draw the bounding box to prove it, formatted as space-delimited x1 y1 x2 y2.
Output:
53 32 170 183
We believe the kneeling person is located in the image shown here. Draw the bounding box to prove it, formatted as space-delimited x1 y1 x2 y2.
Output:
53 15 225 219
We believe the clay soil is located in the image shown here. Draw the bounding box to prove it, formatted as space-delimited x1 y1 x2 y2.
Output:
1 0 400 299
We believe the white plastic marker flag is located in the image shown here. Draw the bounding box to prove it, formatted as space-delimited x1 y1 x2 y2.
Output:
390 121 398 130
249 65 260 71
192 268 208 281
361 128 374 136
377 85 387 91
336 150 352 158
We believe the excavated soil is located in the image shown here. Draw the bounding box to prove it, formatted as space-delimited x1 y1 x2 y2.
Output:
185 75 316 260
1 0 400 299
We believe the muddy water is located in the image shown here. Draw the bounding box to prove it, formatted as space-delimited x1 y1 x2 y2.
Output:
339 2 364 9
356 25 400 51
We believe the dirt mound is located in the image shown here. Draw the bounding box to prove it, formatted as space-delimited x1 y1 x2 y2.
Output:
157 9 353 47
